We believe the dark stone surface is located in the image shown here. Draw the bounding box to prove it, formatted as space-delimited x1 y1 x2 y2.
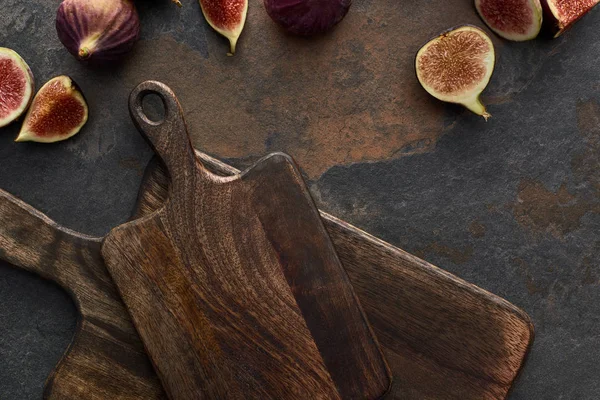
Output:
1 0 599 398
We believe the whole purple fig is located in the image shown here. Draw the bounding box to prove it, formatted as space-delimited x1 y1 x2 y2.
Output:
56 0 140 64
264 0 351 36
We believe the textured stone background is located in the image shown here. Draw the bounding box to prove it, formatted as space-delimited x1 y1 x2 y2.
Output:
1 0 599 398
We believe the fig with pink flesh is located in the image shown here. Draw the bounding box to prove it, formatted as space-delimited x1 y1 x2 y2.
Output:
16 76 88 143
542 0 599 37
200 0 248 55
56 0 140 64
475 0 543 41
264 0 351 36
416 26 495 120
0 48 34 128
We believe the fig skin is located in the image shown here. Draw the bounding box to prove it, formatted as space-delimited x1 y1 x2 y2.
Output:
56 0 140 64
415 25 495 120
199 0 248 55
264 0 351 36
475 0 543 41
16 76 89 144
542 0 599 37
0 48 34 128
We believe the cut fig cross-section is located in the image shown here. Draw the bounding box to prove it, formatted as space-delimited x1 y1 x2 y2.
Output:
416 25 496 120
475 0 543 41
0 47 34 128
199 0 248 55
16 76 88 143
543 0 600 37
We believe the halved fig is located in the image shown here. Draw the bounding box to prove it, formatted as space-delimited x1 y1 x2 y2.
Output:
475 0 543 41
0 48 34 128
16 76 88 143
199 0 248 55
415 26 495 120
543 0 599 37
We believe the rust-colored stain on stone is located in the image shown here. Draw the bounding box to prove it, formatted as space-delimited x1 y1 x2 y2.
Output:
510 99 600 239
511 179 600 238
573 99 600 194
122 0 482 178
469 220 486 238
414 242 474 265
577 99 600 135
513 258 546 295
119 157 145 177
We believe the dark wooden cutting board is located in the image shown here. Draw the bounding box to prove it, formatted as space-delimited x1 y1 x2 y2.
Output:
137 152 535 400
0 189 166 400
0 146 534 399
101 81 390 399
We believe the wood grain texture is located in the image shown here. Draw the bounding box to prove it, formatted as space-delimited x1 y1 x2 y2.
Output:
0 189 166 400
137 153 535 400
102 81 390 400
0 150 534 400
0 91 533 400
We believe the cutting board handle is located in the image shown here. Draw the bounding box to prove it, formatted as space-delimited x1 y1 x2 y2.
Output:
129 81 207 194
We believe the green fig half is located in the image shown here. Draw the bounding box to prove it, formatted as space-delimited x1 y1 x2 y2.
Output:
416 25 495 120
16 76 88 143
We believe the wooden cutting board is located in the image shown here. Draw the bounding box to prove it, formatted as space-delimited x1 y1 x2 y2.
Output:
0 148 534 399
138 153 535 400
101 81 390 400
0 145 533 400
0 189 166 399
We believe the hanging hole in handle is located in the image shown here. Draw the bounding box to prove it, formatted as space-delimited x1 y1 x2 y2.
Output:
141 93 166 124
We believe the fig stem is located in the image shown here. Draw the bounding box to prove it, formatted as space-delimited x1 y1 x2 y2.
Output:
172 0 182 6
463 97 491 121
78 47 91 59
227 38 237 56
78 33 101 60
